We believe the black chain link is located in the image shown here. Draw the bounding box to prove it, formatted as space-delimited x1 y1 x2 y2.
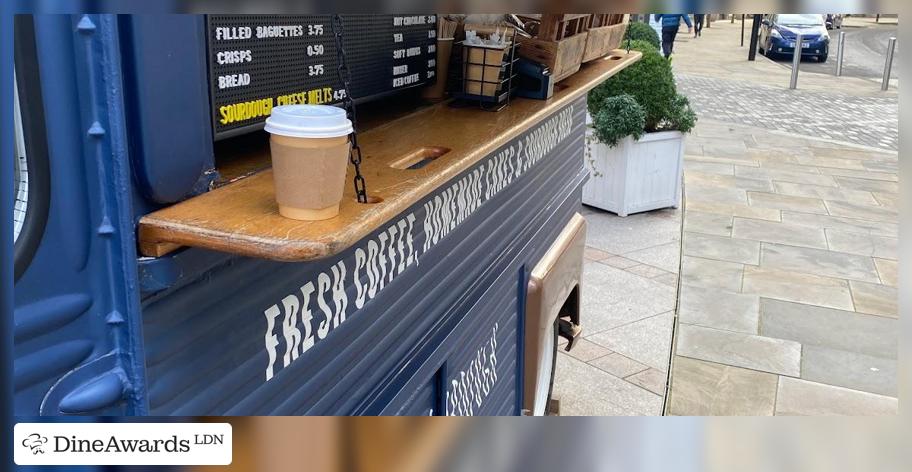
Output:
331 14 368 203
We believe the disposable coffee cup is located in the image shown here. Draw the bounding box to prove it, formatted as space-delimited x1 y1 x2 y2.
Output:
264 105 353 221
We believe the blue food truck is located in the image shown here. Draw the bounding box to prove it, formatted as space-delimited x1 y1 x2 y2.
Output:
12 13 638 416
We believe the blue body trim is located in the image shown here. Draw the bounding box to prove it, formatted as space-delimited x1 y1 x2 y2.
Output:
13 14 146 416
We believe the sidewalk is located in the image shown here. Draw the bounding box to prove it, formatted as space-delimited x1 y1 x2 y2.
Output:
667 20 899 415
551 207 681 415
552 17 898 416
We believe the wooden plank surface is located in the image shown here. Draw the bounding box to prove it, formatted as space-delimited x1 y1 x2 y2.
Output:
138 50 641 262
582 20 628 62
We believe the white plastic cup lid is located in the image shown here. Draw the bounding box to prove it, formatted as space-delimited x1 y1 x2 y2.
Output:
264 104 353 138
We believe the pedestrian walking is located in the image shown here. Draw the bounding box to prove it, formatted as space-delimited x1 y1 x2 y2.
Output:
655 13 693 58
694 14 705 37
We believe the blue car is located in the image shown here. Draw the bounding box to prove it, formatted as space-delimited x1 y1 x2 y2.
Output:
759 14 830 62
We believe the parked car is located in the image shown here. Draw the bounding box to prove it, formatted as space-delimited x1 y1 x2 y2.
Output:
759 14 830 62
825 14 844 29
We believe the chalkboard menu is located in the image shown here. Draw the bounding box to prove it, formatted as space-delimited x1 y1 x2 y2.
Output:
207 14 438 139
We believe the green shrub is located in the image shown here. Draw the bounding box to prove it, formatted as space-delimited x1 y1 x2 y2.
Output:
591 94 645 148
625 22 660 48
666 94 698 134
588 51 677 131
619 38 659 55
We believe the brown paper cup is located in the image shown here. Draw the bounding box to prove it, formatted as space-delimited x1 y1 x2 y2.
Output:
269 134 351 221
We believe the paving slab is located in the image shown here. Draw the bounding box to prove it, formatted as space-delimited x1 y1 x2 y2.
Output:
759 242 880 283
584 208 682 255
563 338 613 362
772 181 878 205
794 155 868 170
667 356 777 416
625 264 670 279
685 171 774 192
824 229 897 260
584 246 613 261
680 256 744 292
626 369 668 396
683 232 760 265
686 155 758 167
827 169 898 183
732 217 828 249
848 280 897 318
684 200 781 222
824 200 898 223
676 324 801 377
833 176 899 194
622 242 682 273
600 255 639 269
775 377 898 416
589 352 648 378
701 139 750 158
801 345 896 396
679 285 759 334
581 261 677 334
736 166 838 187
873 258 897 287
682 211 733 236
872 192 898 210
780 211 897 237
683 160 734 176
685 184 748 205
588 312 674 371
742 266 854 311
759 298 897 359
652 272 679 287
747 191 828 214
552 353 662 416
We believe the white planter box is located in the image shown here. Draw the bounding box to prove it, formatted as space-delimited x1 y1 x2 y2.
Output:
582 115 685 217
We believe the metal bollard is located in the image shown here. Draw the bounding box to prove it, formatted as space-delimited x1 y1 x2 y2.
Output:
881 37 896 91
790 33 802 89
835 32 846 76
741 14 745 46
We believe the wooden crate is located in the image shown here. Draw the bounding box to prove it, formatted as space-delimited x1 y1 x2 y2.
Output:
582 14 629 62
518 14 591 82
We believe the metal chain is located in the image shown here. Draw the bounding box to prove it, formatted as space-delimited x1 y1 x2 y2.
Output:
331 14 368 203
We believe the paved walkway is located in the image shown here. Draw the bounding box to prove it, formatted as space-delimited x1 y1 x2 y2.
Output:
667 20 899 415
553 17 898 416
552 207 681 415
676 75 897 150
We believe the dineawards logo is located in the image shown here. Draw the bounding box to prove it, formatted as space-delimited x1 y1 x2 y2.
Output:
14 423 232 466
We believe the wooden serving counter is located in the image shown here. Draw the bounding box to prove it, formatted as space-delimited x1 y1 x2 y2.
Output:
138 50 640 262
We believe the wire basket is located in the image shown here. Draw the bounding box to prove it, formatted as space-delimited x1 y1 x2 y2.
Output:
452 30 520 111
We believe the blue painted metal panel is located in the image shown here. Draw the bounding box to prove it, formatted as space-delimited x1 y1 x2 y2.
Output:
118 15 215 207
140 98 587 415
13 14 146 416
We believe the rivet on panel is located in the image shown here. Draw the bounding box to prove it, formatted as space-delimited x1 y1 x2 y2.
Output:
105 311 125 324
88 121 106 137
76 16 96 34
97 217 115 235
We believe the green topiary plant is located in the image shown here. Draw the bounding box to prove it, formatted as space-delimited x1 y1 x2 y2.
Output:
624 22 660 48
586 44 698 145
622 39 660 55
666 94 698 134
591 94 645 148
588 49 677 132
